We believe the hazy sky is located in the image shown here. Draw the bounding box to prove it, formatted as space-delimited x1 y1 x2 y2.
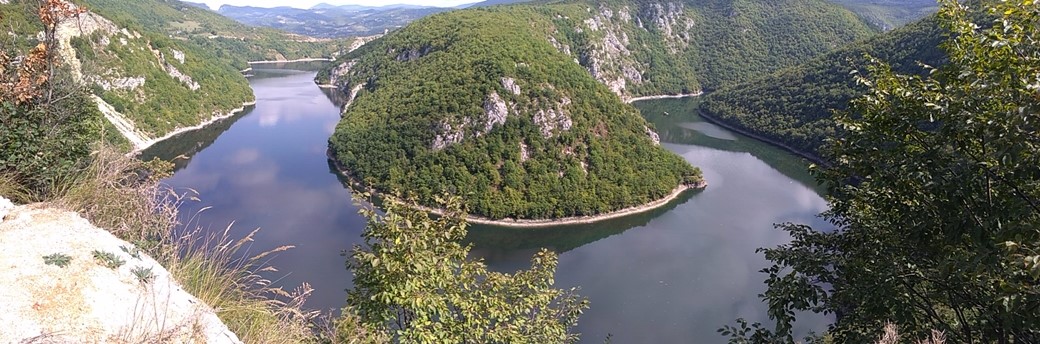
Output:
198 0 474 9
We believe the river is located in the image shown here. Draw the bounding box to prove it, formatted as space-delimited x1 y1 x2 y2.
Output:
142 63 832 343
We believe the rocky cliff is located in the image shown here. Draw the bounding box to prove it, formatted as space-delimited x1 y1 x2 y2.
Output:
528 0 878 99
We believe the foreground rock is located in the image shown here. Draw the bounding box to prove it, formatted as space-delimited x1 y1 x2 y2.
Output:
0 198 241 344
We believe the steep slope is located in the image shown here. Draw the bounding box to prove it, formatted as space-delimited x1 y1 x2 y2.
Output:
1 0 349 150
324 10 702 221
699 16 946 158
513 0 878 100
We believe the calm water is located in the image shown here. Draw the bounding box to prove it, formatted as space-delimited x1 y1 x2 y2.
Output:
143 64 832 343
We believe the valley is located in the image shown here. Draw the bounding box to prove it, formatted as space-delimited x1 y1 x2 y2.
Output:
142 64 831 342
4 0 1037 342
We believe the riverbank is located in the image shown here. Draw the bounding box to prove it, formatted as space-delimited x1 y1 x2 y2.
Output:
626 92 703 104
133 59 336 153
327 149 706 228
421 183 705 228
130 101 257 154
697 109 827 166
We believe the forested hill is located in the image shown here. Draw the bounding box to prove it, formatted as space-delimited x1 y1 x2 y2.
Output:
521 0 879 99
699 15 946 158
1 0 349 149
323 9 702 220
320 0 878 100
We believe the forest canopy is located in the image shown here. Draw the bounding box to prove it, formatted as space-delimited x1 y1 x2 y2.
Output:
325 9 702 220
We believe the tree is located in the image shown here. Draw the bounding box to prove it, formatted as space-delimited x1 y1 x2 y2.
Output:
724 0 1040 342
1 0 100 199
345 195 588 343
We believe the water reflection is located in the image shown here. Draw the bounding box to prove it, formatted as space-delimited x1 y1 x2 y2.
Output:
148 64 834 342
140 105 254 171
151 67 365 312
636 98 824 193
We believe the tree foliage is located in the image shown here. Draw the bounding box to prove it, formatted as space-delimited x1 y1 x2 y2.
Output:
727 0 1040 342
326 10 702 220
2 0 352 140
700 13 947 159
0 0 100 198
346 196 588 343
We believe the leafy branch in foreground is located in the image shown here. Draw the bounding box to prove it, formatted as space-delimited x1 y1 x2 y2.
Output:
345 195 588 343
727 0 1040 342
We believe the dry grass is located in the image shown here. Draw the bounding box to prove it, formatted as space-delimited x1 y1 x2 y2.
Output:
48 146 323 343
876 323 947 344
164 220 318 343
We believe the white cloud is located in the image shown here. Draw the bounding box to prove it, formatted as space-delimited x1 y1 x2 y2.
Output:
199 0 476 10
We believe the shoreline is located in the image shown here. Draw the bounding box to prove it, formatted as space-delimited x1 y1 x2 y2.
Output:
418 183 703 228
696 109 827 165
626 91 703 104
248 58 333 64
127 58 332 154
327 149 706 228
130 100 257 154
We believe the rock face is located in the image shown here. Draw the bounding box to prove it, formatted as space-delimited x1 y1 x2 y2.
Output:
0 198 241 344
482 92 509 133
533 97 573 138
564 4 659 99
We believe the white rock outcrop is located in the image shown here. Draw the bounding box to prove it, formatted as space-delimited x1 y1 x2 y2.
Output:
644 125 661 145
0 199 241 344
501 77 521 95
577 5 644 98
172 49 186 64
482 92 509 133
328 60 357 86
432 118 470 151
533 97 573 138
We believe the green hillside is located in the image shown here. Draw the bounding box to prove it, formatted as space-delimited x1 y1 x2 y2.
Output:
80 0 352 67
325 10 702 220
318 0 882 219
520 0 878 98
318 0 877 99
1 0 349 146
699 15 947 158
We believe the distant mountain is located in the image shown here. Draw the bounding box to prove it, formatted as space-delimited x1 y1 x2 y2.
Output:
182 1 212 10
218 4 456 37
463 0 533 8
831 0 938 30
